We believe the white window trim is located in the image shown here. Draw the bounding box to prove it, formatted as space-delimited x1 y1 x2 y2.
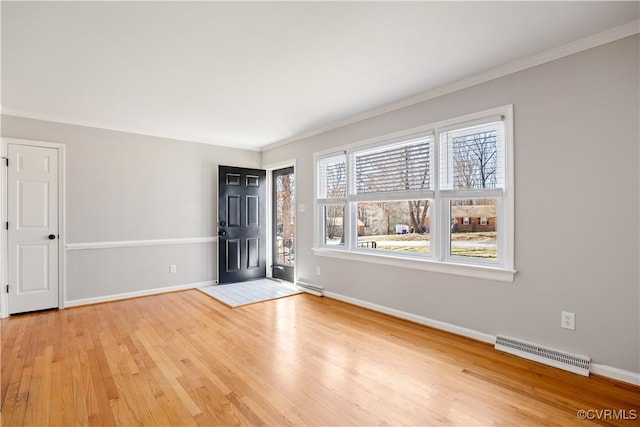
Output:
312 247 516 282
313 105 515 282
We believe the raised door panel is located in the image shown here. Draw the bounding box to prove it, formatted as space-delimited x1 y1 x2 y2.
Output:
226 239 241 273
17 245 49 293
17 181 50 229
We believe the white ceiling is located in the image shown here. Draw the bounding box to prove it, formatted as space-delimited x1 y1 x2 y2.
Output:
2 1 638 150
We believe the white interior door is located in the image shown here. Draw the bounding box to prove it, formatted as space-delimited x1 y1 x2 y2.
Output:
7 144 59 314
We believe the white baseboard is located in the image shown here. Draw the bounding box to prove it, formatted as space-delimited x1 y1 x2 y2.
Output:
295 280 325 297
65 280 215 308
297 287 323 297
591 363 640 386
323 291 494 344
324 290 640 386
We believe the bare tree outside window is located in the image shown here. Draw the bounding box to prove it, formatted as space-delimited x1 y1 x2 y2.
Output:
452 130 498 191
352 138 433 253
275 172 295 265
324 205 344 244
321 159 346 244
355 141 432 235
324 160 346 198
446 126 500 259
402 146 431 233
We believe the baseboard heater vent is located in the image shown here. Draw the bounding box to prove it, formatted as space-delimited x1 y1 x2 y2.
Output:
495 335 591 376
296 281 324 297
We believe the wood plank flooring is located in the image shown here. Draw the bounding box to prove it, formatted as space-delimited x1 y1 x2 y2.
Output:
1 290 638 426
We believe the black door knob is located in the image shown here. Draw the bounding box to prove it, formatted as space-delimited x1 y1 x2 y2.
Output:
218 230 226 236
219 221 226 227
48 234 56 240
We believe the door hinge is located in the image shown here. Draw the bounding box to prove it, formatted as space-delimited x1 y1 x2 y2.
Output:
5 222 8 230
2 157 8 167
5 285 8 293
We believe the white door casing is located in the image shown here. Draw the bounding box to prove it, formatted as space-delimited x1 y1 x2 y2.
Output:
7 143 60 314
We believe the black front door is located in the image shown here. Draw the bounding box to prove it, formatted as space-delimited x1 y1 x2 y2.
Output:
218 165 267 284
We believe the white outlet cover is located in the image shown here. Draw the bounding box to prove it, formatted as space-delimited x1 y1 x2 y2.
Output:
561 311 575 330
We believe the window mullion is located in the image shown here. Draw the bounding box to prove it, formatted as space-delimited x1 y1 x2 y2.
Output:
433 126 442 261
317 197 348 204
345 149 353 250
351 191 434 203
496 197 504 266
439 188 504 199
347 202 357 250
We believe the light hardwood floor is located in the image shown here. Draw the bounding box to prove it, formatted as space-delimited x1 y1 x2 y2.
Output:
1 290 638 426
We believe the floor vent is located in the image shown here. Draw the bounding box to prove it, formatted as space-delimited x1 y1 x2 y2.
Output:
295 281 324 297
495 335 591 376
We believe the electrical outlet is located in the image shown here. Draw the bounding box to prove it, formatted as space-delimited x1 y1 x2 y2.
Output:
561 311 575 330
316 266 321 275
170 264 177 274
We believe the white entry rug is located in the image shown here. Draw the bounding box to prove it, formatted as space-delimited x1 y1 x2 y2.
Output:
198 278 301 308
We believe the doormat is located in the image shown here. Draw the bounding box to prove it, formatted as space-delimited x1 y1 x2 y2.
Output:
197 278 301 308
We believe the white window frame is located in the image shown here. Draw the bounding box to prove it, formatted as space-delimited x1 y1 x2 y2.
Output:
313 105 515 282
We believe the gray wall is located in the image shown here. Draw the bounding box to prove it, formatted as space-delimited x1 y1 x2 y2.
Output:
1 116 261 301
262 36 640 373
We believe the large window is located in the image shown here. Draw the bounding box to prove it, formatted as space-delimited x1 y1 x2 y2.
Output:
314 106 514 281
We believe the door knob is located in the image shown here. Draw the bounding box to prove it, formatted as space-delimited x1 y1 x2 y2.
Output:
48 234 56 240
219 221 226 227
218 230 226 236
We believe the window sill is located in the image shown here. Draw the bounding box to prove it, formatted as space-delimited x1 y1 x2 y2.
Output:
312 247 516 282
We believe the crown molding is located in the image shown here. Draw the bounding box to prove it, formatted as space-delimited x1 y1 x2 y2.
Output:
261 20 640 152
0 107 262 152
